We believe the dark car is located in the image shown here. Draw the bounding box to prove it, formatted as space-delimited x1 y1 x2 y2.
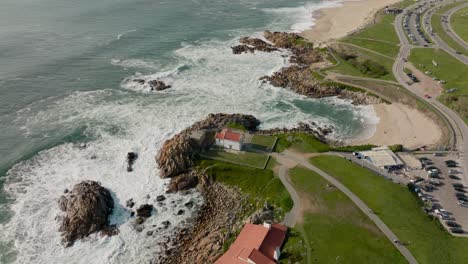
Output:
450 228 464 234
455 187 466 193
445 160 456 164
453 183 465 188
446 162 457 168
455 192 466 197
449 175 461 180
446 221 461 228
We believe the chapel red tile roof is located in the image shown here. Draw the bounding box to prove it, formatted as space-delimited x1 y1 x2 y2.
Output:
215 223 287 264
215 128 242 142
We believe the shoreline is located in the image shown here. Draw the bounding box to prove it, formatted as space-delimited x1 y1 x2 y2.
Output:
299 0 444 148
301 0 404 45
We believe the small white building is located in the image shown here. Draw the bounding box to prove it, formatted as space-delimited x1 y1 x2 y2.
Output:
360 146 404 170
215 128 244 151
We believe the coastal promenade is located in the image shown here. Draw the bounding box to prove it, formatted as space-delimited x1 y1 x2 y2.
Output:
394 0 468 189
272 151 418 264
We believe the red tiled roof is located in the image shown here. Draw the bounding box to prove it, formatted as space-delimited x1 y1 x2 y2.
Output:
215 128 242 142
215 223 287 264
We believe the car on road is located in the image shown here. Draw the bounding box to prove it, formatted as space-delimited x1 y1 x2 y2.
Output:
449 175 461 180
433 152 444 157
424 94 432 99
450 228 464 234
446 221 460 228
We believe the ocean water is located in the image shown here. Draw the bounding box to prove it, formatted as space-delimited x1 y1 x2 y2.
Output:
0 0 377 263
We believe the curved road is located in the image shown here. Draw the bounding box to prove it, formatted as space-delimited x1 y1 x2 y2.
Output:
446 2 468 49
273 151 418 264
421 0 468 64
394 1 468 187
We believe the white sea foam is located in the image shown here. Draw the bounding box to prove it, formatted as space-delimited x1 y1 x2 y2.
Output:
262 0 343 32
1 1 380 263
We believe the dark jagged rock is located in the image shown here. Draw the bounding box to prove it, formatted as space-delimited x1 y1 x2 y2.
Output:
231 45 254 54
166 170 199 193
127 152 138 172
133 79 146 85
156 195 166 202
126 198 135 208
148 80 171 91
136 204 153 218
156 114 260 179
184 201 194 209
176 209 185 215
57 180 115 247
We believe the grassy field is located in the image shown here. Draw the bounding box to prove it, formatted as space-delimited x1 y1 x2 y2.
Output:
310 155 468 264
340 0 415 58
431 1 468 56
250 134 277 152
274 133 330 153
409 48 468 123
203 149 269 169
199 159 293 215
451 5 468 43
329 43 396 81
282 166 406 264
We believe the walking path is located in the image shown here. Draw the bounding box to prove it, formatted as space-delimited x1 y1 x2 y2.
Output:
445 2 468 51
272 150 418 264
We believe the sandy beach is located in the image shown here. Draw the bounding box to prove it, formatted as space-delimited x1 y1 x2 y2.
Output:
302 0 403 44
354 103 443 149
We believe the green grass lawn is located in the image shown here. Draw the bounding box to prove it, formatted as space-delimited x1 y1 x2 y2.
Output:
282 166 405 264
274 132 330 153
310 155 468 264
451 5 468 43
199 159 293 215
250 134 277 152
203 149 269 169
329 44 396 81
409 47 468 123
431 2 468 56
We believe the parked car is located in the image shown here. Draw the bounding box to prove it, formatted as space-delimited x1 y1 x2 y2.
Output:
458 200 468 207
450 228 464 234
449 175 461 180
448 169 459 174
446 221 460 228
453 183 465 188
455 187 466 193
429 179 441 186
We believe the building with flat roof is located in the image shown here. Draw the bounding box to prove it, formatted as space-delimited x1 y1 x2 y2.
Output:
215 223 287 264
215 128 244 151
360 146 404 170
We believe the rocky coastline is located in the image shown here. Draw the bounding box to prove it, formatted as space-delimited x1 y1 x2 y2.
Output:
232 31 381 105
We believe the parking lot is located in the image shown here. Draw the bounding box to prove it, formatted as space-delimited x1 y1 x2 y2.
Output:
413 153 468 236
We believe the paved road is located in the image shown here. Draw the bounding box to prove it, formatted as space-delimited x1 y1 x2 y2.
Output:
277 165 301 227
274 151 418 264
394 0 468 189
421 0 468 64
446 2 468 49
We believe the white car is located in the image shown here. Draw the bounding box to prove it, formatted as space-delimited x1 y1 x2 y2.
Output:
448 169 458 174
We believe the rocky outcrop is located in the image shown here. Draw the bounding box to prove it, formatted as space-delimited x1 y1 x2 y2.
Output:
148 80 171 91
247 202 276 224
158 182 249 264
156 114 260 179
136 204 153 218
263 31 307 49
261 65 341 98
131 79 171 91
166 170 200 193
126 152 138 172
231 37 279 54
57 180 115 247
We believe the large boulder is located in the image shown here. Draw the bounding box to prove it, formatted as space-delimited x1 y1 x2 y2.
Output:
148 80 171 91
57 180 115 247
166 170 200 193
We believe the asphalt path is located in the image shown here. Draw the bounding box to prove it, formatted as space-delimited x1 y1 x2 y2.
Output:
445 2 468 49
394 0 468 199
273 151 418 264
421 0 468 64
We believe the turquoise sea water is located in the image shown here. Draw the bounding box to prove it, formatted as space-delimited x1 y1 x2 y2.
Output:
0 0 376 262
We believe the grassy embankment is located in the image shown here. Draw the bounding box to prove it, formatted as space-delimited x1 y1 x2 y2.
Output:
281 166 406 264
310 155 468 264
431 1 468 56
327 0 415 81
409 48 468 123
450 5 468 43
